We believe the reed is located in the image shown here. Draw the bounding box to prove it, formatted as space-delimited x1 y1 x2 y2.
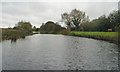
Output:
2 29 26 40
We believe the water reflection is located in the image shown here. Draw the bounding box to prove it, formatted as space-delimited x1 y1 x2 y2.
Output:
11 37 26 43
11 39 17 43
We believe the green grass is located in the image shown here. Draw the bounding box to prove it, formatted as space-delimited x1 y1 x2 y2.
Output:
69 31 118 43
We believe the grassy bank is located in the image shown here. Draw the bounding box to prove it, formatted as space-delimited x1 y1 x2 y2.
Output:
69 31 118 43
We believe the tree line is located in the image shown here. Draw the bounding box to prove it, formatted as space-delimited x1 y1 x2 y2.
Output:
2 8 119 41
61 9 120 32
3 9 119 37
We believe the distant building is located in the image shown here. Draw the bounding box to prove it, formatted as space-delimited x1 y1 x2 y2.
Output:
108 29 112 32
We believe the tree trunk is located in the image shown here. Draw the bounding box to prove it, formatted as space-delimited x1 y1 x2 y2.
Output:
75 25 80 31
67 25 71 31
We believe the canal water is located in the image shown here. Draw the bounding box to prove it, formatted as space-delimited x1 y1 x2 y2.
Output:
1 34 118 70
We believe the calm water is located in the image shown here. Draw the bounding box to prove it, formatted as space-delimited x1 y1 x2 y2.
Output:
1 34 118 70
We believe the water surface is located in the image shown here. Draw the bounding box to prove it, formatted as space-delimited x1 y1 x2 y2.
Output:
2 34 118 70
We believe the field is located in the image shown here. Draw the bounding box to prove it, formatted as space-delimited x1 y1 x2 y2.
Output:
69 31 118 43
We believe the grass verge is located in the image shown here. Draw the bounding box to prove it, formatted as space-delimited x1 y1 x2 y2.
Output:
69 31 118 44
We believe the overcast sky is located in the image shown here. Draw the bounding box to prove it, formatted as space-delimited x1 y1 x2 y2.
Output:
1 1 119 28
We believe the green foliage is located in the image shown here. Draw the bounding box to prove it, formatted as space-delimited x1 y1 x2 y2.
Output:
14 21 32 35
80 10 120 32
40 21 67 34
2 21 33 41
108 11 120 31
57 29 70 35
2 29 26 40
61 9 120 32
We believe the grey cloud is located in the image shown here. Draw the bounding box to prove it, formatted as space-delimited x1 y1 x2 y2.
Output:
1 2 118 28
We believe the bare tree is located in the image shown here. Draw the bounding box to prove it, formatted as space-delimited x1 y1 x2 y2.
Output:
61 9 89 31
61 13 71 31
